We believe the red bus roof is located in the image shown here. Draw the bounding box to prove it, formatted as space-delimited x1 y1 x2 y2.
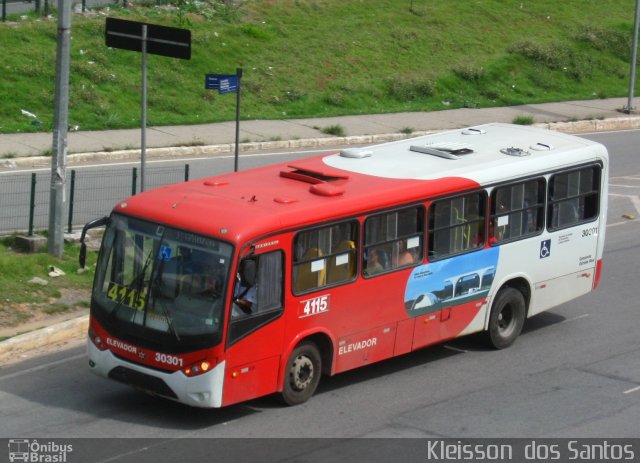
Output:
117 152 476 245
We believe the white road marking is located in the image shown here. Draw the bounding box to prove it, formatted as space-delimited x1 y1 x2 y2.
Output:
607 220 636 228
623 385 640 395
609 193 640 216
0 353 85 382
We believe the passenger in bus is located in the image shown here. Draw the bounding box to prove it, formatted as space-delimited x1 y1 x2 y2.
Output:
232 259 257 318
393 240 415 267
365 248 385 275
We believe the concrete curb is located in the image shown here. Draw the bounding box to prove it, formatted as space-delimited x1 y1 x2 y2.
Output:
7 132 426 168
8 115 640 169
0 315 88 363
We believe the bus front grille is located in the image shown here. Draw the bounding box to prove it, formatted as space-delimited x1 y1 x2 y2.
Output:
108 366 178 399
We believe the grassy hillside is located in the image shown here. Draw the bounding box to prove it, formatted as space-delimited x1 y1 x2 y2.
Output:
0 0 636 134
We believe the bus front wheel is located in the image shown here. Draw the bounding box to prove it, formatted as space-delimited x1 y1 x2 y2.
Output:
486 287 525 349
280 341 322 406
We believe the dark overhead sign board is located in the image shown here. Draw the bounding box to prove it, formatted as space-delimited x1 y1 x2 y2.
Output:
105 17 191 60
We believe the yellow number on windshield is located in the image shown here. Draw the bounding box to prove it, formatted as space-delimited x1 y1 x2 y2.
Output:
107 283 146 311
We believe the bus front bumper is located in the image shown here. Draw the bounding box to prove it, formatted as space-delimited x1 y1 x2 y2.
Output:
87 339 225 408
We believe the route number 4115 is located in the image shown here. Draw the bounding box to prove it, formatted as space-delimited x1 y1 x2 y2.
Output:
299 294 330 318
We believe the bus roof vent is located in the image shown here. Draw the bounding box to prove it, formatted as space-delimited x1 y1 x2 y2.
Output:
309 183 345 197
461 127 487 135
203 180 229 187
500 147 530 157
280 166 349 184
274 196 299 204
340 148 372 158
530 142 554 151
410 142 474 160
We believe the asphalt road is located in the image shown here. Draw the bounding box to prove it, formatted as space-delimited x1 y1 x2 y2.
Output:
0 130 639 460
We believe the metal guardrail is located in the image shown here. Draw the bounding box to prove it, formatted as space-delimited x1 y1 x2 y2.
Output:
0 164 189 235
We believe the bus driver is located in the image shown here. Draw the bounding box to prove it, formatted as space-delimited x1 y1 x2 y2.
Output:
232 259 257 318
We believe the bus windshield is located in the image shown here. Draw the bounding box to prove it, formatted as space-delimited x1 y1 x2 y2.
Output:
92 214 233 352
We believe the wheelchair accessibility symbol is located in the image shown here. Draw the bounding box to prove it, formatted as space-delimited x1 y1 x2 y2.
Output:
540 239 551 259
159 245 173 262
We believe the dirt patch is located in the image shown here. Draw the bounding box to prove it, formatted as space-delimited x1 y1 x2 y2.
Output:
0 287 90 339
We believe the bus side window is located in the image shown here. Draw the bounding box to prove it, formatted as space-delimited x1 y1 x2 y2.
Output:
490 178 545 244
548 166 600 231
293 221 358 294
363 206 424 277
428 192 485 260
294 248 325 293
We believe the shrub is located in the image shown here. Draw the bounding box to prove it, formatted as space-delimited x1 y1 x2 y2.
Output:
385 76 434 102
321 124 346 137
453 64 485 82
512 115 534 125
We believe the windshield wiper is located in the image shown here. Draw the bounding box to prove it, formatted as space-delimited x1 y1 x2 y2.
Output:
109 246 154 322
148 257 181 342
140 231 181 342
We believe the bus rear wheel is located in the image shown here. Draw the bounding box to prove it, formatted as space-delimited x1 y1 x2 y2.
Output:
486 287 525 349
280 341 322 406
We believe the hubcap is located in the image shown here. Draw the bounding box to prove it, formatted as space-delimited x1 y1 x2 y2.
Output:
290 355 314 391
498 305 514 334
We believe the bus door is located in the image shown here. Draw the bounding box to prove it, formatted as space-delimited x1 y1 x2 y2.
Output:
222 246 286 405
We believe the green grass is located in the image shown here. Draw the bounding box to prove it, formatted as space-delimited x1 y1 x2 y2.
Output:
0 0 636 134
512 115 535 125
321 124 346 137
0 237 98 329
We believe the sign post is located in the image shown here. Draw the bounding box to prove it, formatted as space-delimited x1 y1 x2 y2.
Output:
48 0 72 258
205 68 243 171
105 18 191 191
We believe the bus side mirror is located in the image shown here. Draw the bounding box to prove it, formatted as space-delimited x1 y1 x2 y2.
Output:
79 216 109 268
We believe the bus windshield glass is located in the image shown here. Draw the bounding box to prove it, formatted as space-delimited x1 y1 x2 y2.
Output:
92 214 233 351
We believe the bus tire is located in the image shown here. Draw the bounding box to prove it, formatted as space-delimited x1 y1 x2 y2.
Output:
280 341 322 406
485 287 525 349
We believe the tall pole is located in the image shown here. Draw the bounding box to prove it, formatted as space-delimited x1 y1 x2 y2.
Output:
626 0 640 113
140 24 148 192
234 67 242 172
48 0 71 257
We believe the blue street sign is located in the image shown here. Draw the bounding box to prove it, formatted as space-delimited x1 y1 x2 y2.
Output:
205 73 239 94
218 75 238 94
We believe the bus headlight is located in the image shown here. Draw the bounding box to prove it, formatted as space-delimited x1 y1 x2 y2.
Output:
183 360 213 377
88 327 107 351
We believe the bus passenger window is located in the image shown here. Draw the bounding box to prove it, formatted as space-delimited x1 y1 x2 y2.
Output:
490 179 545 244
293 221 358 294
548 165 600 230
428 192 485 260
363 206 424 277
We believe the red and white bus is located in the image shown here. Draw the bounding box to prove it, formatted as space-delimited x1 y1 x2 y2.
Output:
81 123 608 408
